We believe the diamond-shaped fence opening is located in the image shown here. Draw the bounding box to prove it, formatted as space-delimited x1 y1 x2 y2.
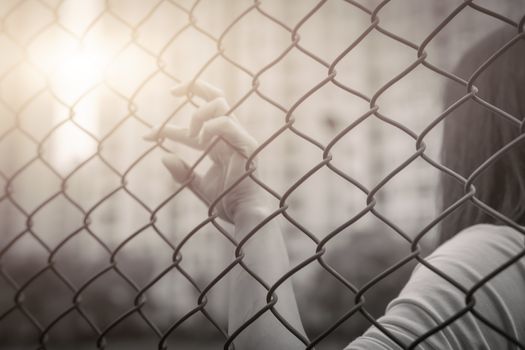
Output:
0 0 524 349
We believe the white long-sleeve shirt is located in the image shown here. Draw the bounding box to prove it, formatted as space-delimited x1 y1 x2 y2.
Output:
346 224 525 350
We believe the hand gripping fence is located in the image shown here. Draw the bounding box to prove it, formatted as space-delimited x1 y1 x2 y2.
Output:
0 0 524 349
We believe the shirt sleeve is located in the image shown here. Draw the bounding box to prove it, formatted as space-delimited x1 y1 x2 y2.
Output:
344 224 525 350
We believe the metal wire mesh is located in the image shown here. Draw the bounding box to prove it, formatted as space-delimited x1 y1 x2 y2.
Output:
0 0 524 349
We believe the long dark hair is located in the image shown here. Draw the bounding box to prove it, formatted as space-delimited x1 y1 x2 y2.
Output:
439 27 525 243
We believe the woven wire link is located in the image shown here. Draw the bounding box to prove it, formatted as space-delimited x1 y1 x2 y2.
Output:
0 0 524 349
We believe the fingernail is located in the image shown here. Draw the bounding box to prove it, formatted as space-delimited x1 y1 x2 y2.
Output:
143 129 157 141
162 155 189 182
171 85 185 95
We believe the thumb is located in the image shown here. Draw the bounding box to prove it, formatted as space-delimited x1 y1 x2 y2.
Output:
143 126 161 141
162 154 210 206
162 154 192 183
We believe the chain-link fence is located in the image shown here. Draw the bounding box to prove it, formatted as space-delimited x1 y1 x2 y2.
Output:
0 0 524 349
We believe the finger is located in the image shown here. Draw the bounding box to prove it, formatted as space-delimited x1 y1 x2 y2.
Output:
171 80 224 102
199 116 258 158
162 154 210 205
143 125 164 141
189 97 231 137
162 154 192 183
143 125 201 150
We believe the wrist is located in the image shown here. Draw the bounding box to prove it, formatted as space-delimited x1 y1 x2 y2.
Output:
232 203 272 226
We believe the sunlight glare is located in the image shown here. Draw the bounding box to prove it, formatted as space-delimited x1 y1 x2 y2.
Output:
51 49 104 172
53 49 104 102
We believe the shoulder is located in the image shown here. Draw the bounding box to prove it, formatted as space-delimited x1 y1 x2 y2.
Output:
417 223 524 280
387 224 524 347
403 223 524 294
345 224 525 349
390 223 525 346
439 223 524 251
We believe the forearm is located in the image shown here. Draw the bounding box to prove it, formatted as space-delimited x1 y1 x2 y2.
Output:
148 81 307 348
228 206 307 349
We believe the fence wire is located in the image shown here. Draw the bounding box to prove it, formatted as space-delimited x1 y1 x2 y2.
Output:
0 0 524 349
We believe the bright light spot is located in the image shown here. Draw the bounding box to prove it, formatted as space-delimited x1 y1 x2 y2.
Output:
52 120 97 174
40 3 110 172
51 49 104 171
52 50 104 102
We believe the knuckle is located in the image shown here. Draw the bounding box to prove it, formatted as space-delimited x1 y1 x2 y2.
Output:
212 97 230 114
216 116 234 127
247 137 258 152
211 86 225 98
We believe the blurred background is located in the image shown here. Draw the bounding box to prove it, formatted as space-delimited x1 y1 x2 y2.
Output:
0 0 523 349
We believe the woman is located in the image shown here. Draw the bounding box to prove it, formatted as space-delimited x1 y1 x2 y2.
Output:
144 26 525 349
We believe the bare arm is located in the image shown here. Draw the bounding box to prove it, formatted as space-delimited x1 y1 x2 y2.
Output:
229 206 306 349
145 80 307 349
